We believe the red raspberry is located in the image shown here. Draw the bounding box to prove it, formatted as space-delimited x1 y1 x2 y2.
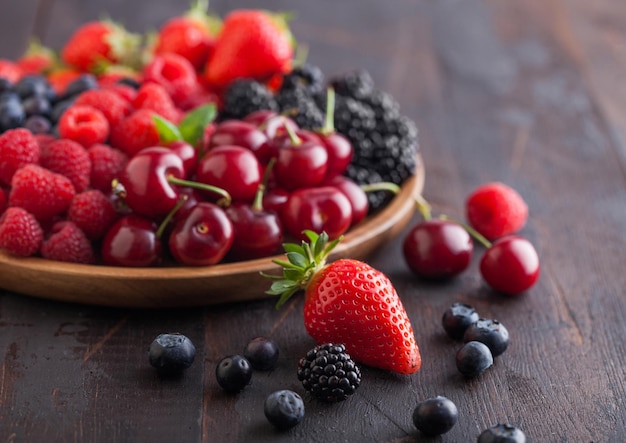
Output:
41 221 94 264
58 104 110 148
142 53 198 107
68 190 118 240
103 83 138 103
34 133 57 152
0 128 40 185
466 182 528 240
109 109 161 157
0 207 43 256
73 88 132 127
9 164 75 222
40 138 92 193
87 143 128 193
133 82 180 123
0 187 7 213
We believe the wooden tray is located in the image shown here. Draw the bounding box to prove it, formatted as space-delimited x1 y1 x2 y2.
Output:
0 158 424 308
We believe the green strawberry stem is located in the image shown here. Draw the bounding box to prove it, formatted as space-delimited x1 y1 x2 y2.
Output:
166 176 232 207
439 215 492 248
155 194 189 238
360 181 432 220
263 230 342 309
319 87 336 136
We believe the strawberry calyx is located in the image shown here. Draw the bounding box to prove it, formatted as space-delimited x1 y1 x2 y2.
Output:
264 230 342 308
103 19 143 70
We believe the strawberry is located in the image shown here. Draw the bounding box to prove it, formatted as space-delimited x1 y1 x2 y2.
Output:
203 9 294 90
266 231 422 375
61 20 141 72
16 39 57 75
153 0 220 71
0 59 23 84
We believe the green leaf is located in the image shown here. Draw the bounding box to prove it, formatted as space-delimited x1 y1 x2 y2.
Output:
283 242 305 255
153 115 183 144
286 251 307 268
272 259 301 271
283 268 303 282
313 231 329 259
179 103 217 147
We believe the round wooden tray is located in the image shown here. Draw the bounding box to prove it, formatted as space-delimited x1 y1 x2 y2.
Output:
0 158 424 308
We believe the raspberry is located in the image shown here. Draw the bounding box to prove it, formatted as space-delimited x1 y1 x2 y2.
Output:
9 164 75 222
133 82 180 123
58 104 110 148
142 53 198 107
466 182 528 240
41 220 94 264
0 207 43 256
87 143 128 193
68 190 118 240
0 187 7 213
0 128 40 185
40 138 92 193
33 133 56 152
73 88 132 127
103 83 137 103
109 109 161 157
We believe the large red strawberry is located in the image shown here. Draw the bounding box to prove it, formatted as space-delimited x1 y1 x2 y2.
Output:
153 0 220 71
266 231 422 375
16 40 57 75
203 9 293 90
61 20 141 72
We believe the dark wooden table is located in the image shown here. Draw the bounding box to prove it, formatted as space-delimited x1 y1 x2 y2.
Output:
2 0 626 441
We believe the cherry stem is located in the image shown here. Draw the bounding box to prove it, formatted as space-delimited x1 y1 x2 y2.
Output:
167 175 232 207
292 43 309 69
156 194 189 239
439 215 492 248
284 119 302 146
360 181 432 220
320 87 336 135
252 158 276 212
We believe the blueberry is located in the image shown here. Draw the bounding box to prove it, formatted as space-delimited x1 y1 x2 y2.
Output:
463 318 510 357
456 341 493 378
23 115 52 134
62 74 98 99
50 98 74 124
117 77 141 89
477 423 526 443
412 396 458 436
0 78 13 94
148 333 196 376
442 302 479 339
244 337 280 371
22 95 51 117
0 97 25 131
15 75 55 102
264 390 305 430
215 355 252 392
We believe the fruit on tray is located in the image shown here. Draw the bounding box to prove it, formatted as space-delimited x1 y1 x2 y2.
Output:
0 4 420 267
266 231 422 374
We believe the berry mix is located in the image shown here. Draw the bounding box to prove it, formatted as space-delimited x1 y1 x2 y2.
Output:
0 4 418 267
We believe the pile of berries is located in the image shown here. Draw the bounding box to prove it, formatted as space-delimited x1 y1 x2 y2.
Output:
0 4 419 267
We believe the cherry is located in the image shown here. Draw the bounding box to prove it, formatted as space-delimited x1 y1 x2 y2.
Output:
273 127 328 191
262 186 290 215
321 175 369 226
403 219 473 279
168 140 198 179
317 88 353 178
196 145 262 203
480 235 540 295
101 215 162 267
244 110 298 139
282 186 352 241
209 120 268 153
169 202 234 266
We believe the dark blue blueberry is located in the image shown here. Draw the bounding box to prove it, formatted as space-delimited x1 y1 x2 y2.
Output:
22 95 51 117
442 302 479 340
50 98 74 124
264 390 305 430
244 337 280 371
412 396 459 436
0 78 13 94
117 77 141 89
215 355 252 392
62 74 98 99
463 318 510 357
148 333 196 376
456 341 493 378
0 97 25 131
23 115 52 134
15 75 56 102
477 424 526 443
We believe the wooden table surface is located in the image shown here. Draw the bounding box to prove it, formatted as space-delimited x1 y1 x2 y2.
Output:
2 0 626 442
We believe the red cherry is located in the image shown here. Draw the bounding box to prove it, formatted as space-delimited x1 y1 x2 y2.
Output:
319 132 353 178
480 235 540 295
273 130 328 191
196 145 262 202
321 175 368 226
101 215 162 267
262 186 290 215
225 202 283 260
118 147 185 219
169 202 234 266
244 111 298 139
282 186 352 241
210 120 268 153
168 140 198 179
402 219 473 279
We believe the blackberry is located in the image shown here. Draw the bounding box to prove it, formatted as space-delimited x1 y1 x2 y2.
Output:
281 63 325 96
344 164 390 211
330 69 374 100
456 341 493 378
148 333 196 376
412 396 459 436
297 343 361 402
463 318 510 357
316 92 376 142
222 79 278 120
362 89 401 121
442 303 480 340
275 86 324 130
244 336 280 371
351 131 417 185
477 424 526 443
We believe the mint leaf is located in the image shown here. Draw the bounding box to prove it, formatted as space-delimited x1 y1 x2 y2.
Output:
179 103 217 146
153 115 183 144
